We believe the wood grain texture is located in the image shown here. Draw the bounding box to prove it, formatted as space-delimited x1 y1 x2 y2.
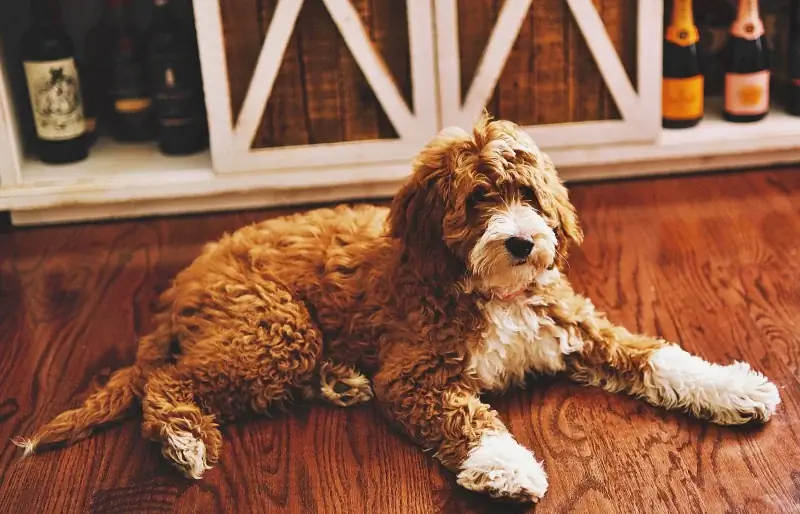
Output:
458 0 638 125
218 0 411 149
1 168 800 513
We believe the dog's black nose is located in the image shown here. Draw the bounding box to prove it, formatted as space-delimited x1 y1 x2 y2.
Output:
505 236 534 259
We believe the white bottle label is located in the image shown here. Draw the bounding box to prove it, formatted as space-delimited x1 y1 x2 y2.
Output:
23 58 85 141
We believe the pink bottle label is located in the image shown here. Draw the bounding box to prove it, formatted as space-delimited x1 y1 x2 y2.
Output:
725 71 770 115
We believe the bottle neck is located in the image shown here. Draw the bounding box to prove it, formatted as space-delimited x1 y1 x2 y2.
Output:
731 0 764 40
30 0 63 27
106 0 128 26
152 0 173 23
665 0 698 46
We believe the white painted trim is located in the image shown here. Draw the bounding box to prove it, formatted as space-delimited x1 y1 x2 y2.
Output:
525 120 638 149
322 0 416 138
192 0 237 173
0 41 23 188
433 0 461 125
635 0 664 140
232 0 304 151
458 0 533 129
9 180 402 226
565 0 639 123
407 0 440 136
223 138 420 175
8 146 800 227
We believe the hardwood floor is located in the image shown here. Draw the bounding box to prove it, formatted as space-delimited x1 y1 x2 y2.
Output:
0 168 799 514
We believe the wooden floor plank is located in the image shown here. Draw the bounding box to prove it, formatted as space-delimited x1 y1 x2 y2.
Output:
0 168 798 514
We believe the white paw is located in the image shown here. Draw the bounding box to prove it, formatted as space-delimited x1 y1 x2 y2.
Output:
456 432 548 503
647 345 781 425
162 427 212 479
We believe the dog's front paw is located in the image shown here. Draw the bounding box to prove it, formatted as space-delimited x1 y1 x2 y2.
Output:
647 346 781 425
456 432 548 503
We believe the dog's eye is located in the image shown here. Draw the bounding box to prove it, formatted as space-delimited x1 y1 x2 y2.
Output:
468 189 489 206
519 186 536 203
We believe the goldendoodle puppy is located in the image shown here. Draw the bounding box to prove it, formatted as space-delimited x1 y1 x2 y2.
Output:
15 115 781 503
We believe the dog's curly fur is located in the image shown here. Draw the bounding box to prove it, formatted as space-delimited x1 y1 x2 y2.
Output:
15 115 781 503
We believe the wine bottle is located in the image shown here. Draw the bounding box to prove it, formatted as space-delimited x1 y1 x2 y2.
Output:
106 0 155 142
662 0 704 128
145 0 208 155
787 0 800 116
20 0 88 164
723 0 771 122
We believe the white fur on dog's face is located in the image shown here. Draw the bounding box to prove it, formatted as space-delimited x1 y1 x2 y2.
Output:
467 201 558 296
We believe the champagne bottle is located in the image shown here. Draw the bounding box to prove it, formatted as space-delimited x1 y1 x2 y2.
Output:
106 0 155 141
145 0 208 155
723 0 771 122
787 0 800 116
20 0 88 164
662 0 704 128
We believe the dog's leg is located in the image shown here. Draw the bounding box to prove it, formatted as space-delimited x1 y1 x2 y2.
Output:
141 366 222 479
318 360 374 407
373 358 548 503
564 315 781 425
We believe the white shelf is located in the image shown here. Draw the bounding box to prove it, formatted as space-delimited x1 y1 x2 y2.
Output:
548 99 800 180
21 138 213 191
659 99 800 151
3 99 800 225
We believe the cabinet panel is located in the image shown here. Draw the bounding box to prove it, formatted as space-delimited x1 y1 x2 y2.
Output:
221 0 412 148
198 0 437 175
457 0 637 125
435 0 660 149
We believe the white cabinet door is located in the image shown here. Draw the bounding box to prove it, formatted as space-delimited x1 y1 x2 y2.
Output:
194 0 438 177
433 0 662 149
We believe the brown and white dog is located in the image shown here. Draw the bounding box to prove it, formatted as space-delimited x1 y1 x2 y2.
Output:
15 115 781 503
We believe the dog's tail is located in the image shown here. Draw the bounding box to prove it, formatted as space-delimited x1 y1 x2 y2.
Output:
11 365 143 456
12 318 174 456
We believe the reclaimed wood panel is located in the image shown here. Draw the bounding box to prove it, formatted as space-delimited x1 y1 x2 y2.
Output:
1 167 800 513
458 0 638 125
218 0 412 149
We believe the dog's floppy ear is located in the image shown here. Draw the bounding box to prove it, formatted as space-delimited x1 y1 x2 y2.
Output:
535 153 583 268
387 132 466 281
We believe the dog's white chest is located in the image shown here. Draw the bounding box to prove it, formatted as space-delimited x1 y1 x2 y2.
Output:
470 297 581 392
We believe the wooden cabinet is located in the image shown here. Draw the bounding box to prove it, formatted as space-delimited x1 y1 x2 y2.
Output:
0 0 799 226
435 0 660 148
199 0 438 178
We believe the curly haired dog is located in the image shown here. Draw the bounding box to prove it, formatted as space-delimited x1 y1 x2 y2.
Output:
15 115 781 503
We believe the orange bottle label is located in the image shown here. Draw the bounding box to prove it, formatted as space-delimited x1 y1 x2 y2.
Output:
662 75 704 120
725 71 770 115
